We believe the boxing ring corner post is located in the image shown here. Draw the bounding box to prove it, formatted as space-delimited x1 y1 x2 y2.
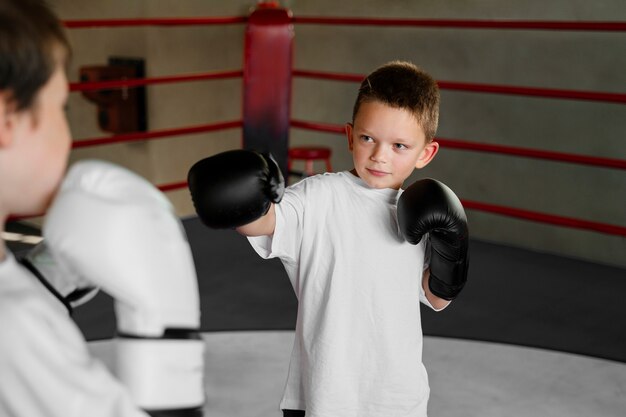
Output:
242 2 294 180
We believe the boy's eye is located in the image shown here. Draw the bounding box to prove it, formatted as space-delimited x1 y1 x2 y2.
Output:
394 143 408 150
360 135 374 143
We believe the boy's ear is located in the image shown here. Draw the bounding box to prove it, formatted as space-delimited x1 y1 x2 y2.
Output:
345 122 354 151
414 140 439 169
0 95 14 148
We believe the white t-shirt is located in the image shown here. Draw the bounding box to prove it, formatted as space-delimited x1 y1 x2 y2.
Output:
249 171 440 417
0 250 147 417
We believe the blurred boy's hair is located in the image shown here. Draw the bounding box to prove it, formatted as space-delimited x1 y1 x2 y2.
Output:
0 0 70 111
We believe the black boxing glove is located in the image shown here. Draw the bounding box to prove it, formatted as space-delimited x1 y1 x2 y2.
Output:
188 150 284 229
397 178 469 300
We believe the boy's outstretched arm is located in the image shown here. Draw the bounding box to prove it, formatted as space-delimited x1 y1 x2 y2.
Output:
187 149 283 233
236 203 276 237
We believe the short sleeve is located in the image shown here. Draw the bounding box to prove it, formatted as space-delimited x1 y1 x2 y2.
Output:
248 185 305 270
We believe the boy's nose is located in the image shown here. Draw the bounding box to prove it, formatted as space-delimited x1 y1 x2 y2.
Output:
370 145 387 163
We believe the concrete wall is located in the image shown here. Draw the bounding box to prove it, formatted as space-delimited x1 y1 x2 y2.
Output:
49 1 625 268
53 0 251 217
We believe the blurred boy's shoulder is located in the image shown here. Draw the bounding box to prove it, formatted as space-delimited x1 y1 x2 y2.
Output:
0 254 60 328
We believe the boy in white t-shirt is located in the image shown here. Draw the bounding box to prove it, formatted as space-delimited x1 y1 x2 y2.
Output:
189 61 469 417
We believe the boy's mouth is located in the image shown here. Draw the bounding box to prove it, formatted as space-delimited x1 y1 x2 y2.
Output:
366 168 390 177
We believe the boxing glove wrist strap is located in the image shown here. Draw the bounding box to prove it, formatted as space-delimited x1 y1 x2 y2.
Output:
144 406 204 417
428 253 467 300
117 328 202 340
116 337 205 410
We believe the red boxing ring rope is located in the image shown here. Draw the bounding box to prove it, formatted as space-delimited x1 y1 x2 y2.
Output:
292 69 626 105
72 120 242 149
11 13 624 237
69 70 243 92
292 16 626 32
66 68 626 170
62 16 626 32
290 120 626 171
63 17 248 28
462 200 626 237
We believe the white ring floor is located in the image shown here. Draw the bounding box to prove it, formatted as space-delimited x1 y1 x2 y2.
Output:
88 331 626 417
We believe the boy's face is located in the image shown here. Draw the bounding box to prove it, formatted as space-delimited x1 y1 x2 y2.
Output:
346 101 438 190
1 66 71 215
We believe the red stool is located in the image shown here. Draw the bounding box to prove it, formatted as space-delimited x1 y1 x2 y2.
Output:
288 146 332 177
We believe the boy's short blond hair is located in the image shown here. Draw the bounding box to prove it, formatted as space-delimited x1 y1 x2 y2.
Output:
0 0 69 112
352 61 440 141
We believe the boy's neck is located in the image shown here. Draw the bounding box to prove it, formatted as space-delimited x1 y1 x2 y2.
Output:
349 168 404 190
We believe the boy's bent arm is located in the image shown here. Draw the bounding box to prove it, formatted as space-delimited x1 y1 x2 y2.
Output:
236 203 276 237
422 268 451 311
